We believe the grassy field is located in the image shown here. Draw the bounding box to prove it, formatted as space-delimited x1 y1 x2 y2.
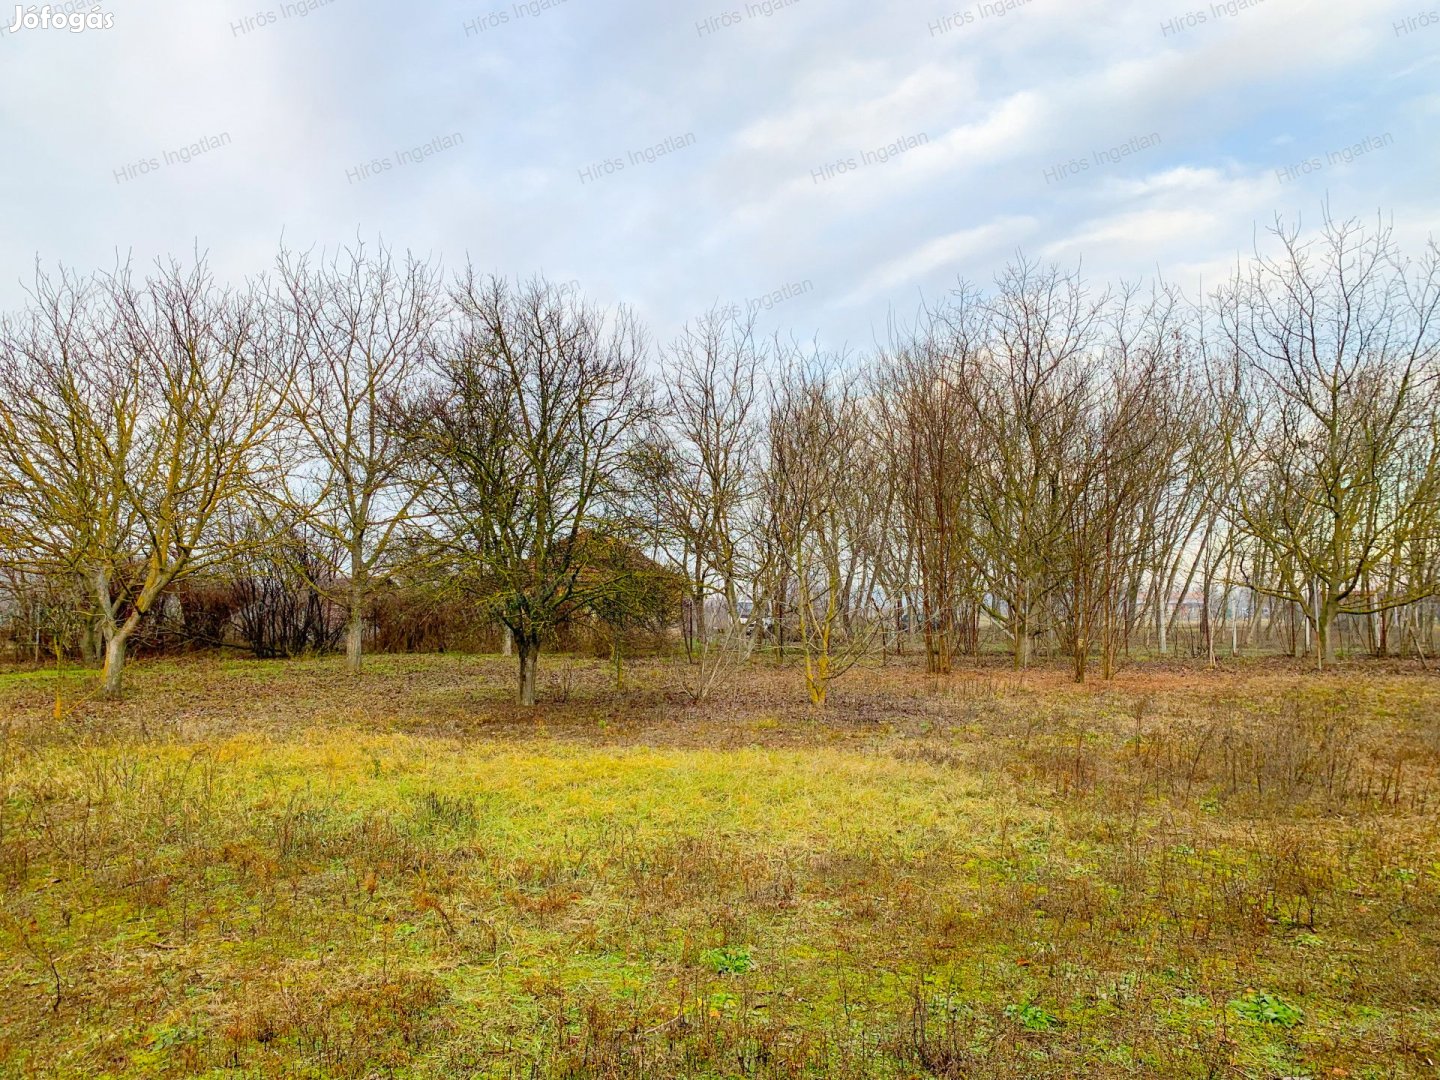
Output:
0 653 1437 1078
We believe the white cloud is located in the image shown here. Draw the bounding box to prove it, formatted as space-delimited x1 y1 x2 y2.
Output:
841 217 1039 307
0 0 1434 350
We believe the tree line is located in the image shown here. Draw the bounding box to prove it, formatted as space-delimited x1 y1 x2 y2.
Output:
1 213 1437 705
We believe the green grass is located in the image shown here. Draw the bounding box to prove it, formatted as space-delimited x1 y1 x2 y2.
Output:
1 653 1438 1077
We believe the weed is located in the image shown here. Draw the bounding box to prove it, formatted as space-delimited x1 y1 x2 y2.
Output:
698 945 754 975
1231 990 1304 1028
1006 1001 1062 1031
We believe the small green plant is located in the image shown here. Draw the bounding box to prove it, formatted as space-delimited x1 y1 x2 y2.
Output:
1230 990 1302 1027
699 945 753 975
1005 1002 1061 1031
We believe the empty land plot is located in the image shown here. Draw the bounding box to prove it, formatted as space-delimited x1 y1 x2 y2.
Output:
0 655 1437 1078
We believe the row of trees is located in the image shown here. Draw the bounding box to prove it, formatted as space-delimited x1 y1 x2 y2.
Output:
1 213 1437 704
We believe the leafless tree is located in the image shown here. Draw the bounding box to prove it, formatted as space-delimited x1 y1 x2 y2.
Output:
874 294 985 673
967 257 1107 669
276 240 445 672
0 257 288 696
412 274 653 705
1213 213 1440 668
632 306 768 700
765 350 884 705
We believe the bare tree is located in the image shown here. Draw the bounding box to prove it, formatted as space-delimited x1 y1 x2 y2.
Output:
765 351 883 706
967 257 1107 669
413 274 652 705
1053 284 1190 681
0 257 287 696
874 294 986 673
277 240 445 672
0 266 111 666
632 306 767 700
1213 214 1440 668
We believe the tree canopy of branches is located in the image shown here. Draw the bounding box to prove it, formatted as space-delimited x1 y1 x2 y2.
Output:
1 211 1437 702
276 240 445 672
412 274 653 705
1213 216 1440 668
0 256 287 696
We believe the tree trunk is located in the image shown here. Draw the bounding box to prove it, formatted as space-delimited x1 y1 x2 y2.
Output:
1072 635 1088 683
1244 588 1263 650
772 589 785 667
79 620 100 666
101 628 130 699
346 551 367 673
1014 585 1030 670
1157 593 1167 656
1201 582 1215 669
502 626 513 657
345 600 365 674
1317 599 1336 669
517 638 539 706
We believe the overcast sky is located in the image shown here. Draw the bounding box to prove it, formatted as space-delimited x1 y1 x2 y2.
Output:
1 0 1436 349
